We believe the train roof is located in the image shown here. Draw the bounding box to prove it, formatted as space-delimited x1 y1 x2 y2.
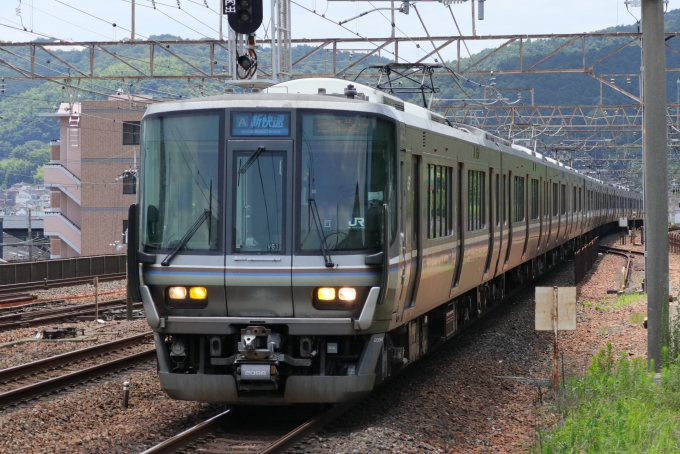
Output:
144 78 635 193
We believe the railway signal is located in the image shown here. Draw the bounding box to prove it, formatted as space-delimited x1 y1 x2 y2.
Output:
225 0 263 35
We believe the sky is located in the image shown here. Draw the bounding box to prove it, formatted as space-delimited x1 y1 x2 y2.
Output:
0 0 664 64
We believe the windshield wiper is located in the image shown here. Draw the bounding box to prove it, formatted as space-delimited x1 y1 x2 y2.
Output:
238 146 266 178
308 198 335 268
161 210 211 266
162 180 213 266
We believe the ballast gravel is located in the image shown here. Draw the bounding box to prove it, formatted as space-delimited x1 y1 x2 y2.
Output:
0 231 667 453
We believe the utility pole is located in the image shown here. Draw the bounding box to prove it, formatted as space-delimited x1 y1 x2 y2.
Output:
391 1 395 39
642 0 669 371
131 0 136 41
27 207 32 261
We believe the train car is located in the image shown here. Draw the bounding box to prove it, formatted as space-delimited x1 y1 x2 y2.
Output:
127 78 642 404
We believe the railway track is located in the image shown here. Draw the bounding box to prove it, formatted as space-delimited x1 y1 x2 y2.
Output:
598 244 644 290
0 332 155 409
141 404 350 454
0 273 127 296
0 299 143 331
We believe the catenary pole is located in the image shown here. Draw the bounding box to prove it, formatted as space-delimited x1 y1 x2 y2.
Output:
642 0 669 371
131 0 136 41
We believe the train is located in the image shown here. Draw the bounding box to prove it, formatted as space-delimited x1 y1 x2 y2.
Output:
126 77 642 404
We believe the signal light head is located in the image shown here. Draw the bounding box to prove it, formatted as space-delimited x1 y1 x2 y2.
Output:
237 55 254 71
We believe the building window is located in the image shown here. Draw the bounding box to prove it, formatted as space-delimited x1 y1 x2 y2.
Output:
123 121 141 145
530 178 539 220
468 169 486 231
514 176 525 223
123 220 129 244
428 164 452 238
123 170 136 194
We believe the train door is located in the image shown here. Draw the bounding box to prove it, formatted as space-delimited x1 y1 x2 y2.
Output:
395 153 419 314
503 171 513 270
403 155 421 308
224 139 294 317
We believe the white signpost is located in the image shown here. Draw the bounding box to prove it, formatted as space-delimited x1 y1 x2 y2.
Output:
535 286 576 391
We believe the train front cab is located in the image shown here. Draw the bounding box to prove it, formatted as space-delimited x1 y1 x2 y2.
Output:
127 103 409 404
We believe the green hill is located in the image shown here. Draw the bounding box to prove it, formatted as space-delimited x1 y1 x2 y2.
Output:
3 10 680 187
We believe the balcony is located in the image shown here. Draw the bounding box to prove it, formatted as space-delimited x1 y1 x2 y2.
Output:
44 164 81 204
44 211 81 254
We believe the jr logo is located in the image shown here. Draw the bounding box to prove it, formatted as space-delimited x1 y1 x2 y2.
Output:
349 217 365 228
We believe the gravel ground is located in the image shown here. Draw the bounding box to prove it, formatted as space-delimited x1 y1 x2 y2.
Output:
0 320 151 371
0 368 227 453
28 280 127 306
0 280 149 370
0 232 672 453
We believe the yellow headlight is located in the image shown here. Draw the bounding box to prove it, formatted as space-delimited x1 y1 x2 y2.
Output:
338 287 357 301
317 287 336 301
189 287 208 300
168 286 187 299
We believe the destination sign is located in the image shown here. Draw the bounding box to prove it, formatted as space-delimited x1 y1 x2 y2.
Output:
232 112 290 137
313 117 372 136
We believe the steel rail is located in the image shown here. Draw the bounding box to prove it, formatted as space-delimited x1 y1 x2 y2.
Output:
598 245 645 256
0 349 155 408
0 273 127 295
0 331 153 382
598 245 637 290
0 298 124 322
259 404 352 454
140 403 352 454
0 300 143 331
139 410 233 454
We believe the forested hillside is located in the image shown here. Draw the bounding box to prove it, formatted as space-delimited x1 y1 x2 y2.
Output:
2 10 680 187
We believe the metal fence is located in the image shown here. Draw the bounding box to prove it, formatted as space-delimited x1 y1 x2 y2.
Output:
671 232 680 254
0 255 126 286
574 237 599 285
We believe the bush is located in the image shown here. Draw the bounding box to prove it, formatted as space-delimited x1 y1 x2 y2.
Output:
537 343 680 452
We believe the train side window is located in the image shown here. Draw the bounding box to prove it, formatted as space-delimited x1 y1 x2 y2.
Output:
467 169 486 232
579 187 582 212
502 175 507 225
561 184 566 215
573 186 577 213
544 181 548 218
530 178 539 220
427 164 452 238
513 176 525 223
552 183 559 216
495 174 500 226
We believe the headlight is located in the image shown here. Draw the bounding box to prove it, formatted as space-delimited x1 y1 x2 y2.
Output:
189 287 208 300
338 287 357 301
168 286 187 299
317 287 336 301
313 287 360 310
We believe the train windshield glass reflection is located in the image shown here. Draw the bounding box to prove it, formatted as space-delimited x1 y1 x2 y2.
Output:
299 113 395 252
141 113 220 251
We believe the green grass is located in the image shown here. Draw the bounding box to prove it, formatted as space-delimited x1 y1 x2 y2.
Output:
582 294 646 312
629 313 646 324
536 344 680 453
612 293 646 308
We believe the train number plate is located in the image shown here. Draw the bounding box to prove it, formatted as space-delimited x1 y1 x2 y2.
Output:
240 364 271 380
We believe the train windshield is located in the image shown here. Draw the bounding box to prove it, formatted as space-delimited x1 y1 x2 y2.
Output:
299 112 395 252
141 113 220 251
